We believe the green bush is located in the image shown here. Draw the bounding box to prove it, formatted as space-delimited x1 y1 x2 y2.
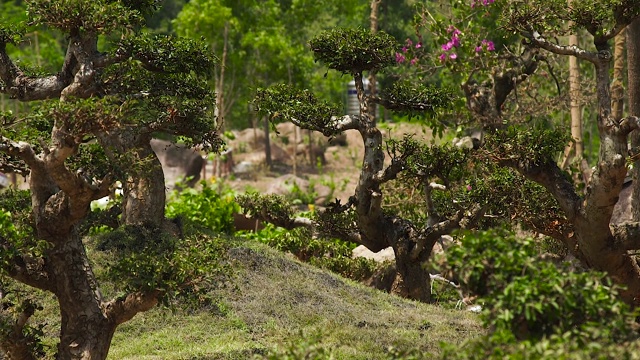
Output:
240 224 378 281
440 228 639 359
444 228 538 297
165 180 239 234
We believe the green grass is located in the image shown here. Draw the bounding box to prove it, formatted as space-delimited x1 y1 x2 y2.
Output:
107 241 483 359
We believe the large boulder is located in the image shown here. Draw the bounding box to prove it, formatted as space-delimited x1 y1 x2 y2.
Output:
150 139 204 189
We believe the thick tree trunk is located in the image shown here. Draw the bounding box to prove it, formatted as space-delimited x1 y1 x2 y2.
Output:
579 52 640 305
122 144 166 227
31 180 118 360
48 231 116 360
391 239 432 302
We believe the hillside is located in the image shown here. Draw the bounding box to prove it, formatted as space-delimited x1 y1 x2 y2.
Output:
107 240 483 359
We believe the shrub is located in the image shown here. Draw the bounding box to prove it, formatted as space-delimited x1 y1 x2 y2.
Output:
165 180 239 234
240 224 378 281
440 228 639 359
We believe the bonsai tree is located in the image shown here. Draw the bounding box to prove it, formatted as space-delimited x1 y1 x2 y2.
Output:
412 0 640 304
0 1 222 359
240 28 503 302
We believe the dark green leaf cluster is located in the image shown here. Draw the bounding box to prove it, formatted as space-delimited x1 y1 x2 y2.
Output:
484 124 569 168
236 192 295 227
309 28 396 74
442 228 637 357
445 228 539 297
0 190 47 263
0 109 51 151
42 97 122 139
121 34 215 74
316 204 360 241
254 84 342 137
28 0 145 33
65 143 118 181
96 225 226 302
462 166 566 232
389 136 471 183
0 24 25 45
378 80 455 119
240 224 376 282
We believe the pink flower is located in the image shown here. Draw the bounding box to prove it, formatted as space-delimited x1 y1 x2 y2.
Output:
415 42 422 49
475 45 483 53
442 42 453 51
451 35 461 47
466 185 472 191
406 38 413 46
482 39 495 51
410 58 418 65
438 53 447 62
449 53 457 60
395 52 406 63
402 46 408 53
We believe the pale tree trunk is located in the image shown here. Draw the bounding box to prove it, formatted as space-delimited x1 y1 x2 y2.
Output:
215 23 229 178
612 28 626 121
561 10 584 171
629 19 640 222
368 0 381 120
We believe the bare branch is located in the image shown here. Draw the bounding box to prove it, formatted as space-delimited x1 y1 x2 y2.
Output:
524 31 599 63
0 137 40 168
105 290 161 325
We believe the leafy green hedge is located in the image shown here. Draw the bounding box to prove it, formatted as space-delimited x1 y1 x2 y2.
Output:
439 228 639 359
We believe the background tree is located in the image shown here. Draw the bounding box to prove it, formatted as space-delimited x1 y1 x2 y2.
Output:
0 1 223 358
416 0 640 304
240 26 539 302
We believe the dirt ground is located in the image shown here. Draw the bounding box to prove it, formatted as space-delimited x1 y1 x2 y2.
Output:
217 122 437 204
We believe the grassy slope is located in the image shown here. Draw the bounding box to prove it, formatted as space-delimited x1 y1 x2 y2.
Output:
108 241 483 359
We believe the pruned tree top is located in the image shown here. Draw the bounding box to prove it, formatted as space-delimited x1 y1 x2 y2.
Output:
309 27 396 74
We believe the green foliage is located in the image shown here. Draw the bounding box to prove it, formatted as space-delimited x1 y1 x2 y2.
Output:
236 192 296 227
502 0 640 38
0 284 46 358
0 190 48 262
254 84 342 137
379 80 456 120
444 228 537 297
484 124 570 167
121 34 216 74
96 225 226 304
440 228 639 359
66 143 118 180
165 181 239 234
241 224 377 282
488 265 634 342
28 0 147 33
309 28 397 74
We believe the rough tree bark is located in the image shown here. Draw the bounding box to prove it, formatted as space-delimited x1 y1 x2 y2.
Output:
472 10 640 304
629 19 640 222
0 4 216 358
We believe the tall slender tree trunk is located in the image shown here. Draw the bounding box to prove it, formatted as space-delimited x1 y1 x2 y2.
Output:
561 9 583 170
368 0 381 120
612 29 626 121
629 19 640 221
